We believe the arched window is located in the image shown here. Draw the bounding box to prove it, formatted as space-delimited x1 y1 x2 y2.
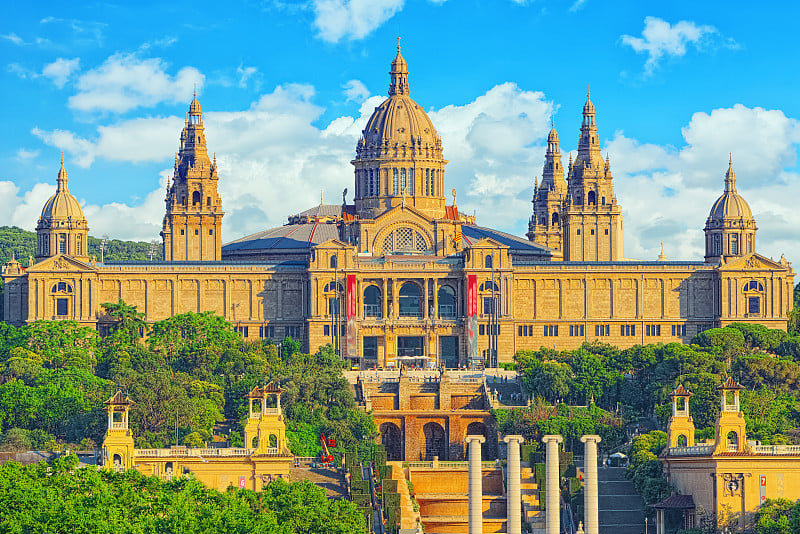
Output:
438 286 456 318
192 191 201 205
324 281 344 293
330 255 337 269
743 280 765 315
398 283 422 317
727 431 738 451
380 227 429 255
480 281 499 292
588 191 596 205
551 212 559 225
51 282 73 293
484 254 493 269
364 286 381 317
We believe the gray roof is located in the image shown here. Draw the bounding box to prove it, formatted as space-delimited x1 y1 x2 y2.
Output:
295 204 343 218
223 223 340 252
462 225 552 255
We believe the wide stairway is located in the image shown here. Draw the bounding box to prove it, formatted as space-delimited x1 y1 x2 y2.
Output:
597 467 645 534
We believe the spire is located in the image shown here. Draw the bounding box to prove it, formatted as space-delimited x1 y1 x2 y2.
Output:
725 153 737 193
57 156 69 193
389 38 410 96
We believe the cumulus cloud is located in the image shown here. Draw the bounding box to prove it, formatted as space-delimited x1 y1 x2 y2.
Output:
343 79 370 103
68 53 203 113
621 16 734 76
41 57 80 88
312 0 405 43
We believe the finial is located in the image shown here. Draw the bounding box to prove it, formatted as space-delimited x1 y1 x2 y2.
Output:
397 35 401 52
452 188 457 207
320 189 324 205
61 151 64 166
193 83 197 99
729 152 732 166
587 85 591 99
552 116 555 128
10 252 15 262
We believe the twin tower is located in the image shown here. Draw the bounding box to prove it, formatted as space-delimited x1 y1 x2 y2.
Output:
526 93 623 262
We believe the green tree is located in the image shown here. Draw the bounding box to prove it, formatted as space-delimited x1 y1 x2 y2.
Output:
524 361 572 403
23 320 100 370
100 299 148 348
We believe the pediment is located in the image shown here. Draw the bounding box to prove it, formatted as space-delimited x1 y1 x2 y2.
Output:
26 254 97 273
373 204 433 226
465 237 508 250
718 253 789 272
313 238 352 250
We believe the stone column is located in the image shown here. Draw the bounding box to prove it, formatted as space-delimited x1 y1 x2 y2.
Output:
580 435 602 534
504 435 524 534
465 435 486 534
542 435 563 534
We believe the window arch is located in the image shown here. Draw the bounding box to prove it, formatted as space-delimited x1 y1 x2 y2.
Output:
51 282 73 293
324 281 344 293
192 191 201 205
480 281 499 292
364 285 381 318
398 283 422 318
438 285 456 318
743 280 765 315
551 212 559 225
727 431 739 451
677 434 687 447
484 255 493 269
380 227 429 255
588 191 596 205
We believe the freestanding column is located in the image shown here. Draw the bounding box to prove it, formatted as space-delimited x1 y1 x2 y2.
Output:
580 435 602 534
504 435 524 534
465 435 486 534
542 435 563 534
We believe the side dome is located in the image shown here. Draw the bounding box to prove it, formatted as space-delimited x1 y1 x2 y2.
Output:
707 160 754 222
356 45 442 158
40 161 86 222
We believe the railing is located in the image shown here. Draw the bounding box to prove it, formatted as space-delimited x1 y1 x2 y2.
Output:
364 305 381 318
752 445 800 455
135 447 255 458
667 445 713 456
111 422 126 429
404 461 499 469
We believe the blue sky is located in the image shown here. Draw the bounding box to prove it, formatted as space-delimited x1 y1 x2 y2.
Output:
1 0 799 263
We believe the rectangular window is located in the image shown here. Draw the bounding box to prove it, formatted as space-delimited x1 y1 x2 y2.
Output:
363 336 379 359
543 325 558 337
59 234 66 253
569 324 585 337
56 298 68 316
195 229 199 235
259 326 275 339
234 326 249 337
595 324 610 336
646 325 662 336
479 324 485 336
605 229 609 235
731 234 739 255
483 296 495 315
671 324 687 337
621 324 636 336
591 229 595 235
518 325 523 337
209 229 213 235
392 168 399 195
324 325 330 336
328 297 340 316
76 236 82 255
577 229 581 235
285 326 300 339
207 197 211 206
181 229 185 235
748 296 760 314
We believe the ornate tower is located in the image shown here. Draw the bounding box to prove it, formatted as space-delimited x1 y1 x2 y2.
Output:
351 42 448 220
527 120 567 252
161 91 224 261
561 92 623 261
35 157 90 262
666 384 695 448
101 391 135 471
713 377 748 454
704 157 757 263
242 383 290 455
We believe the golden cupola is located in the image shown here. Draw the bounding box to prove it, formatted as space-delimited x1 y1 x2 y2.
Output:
704 156 757 263
352 42 448 220
35 157 90 261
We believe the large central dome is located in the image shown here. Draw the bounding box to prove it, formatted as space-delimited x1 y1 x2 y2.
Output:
351 44 448 221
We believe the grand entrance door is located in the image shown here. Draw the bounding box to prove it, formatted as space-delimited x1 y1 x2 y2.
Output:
398 336 423 357
439 336 459 368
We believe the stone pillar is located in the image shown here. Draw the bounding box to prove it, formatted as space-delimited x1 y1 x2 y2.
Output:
465 435 486 534
542 435 563 534
580 435 602 534
504 435 524 534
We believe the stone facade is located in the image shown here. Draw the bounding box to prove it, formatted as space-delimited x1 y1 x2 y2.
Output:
2 46 795 370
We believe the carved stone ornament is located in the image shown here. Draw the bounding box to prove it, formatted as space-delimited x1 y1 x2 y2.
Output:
721 473 744 496
745 256 759 269
53 257 69 270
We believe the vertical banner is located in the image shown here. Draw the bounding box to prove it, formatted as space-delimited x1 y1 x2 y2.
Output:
346 274 357 360
760 475 767 504
239 476 246 489
467 275 477 364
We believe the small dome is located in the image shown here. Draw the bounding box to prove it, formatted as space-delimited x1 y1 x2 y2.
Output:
583 90 595 114
548 123 559 144
708 160 754 221
40 161 86 222
189 86 201 114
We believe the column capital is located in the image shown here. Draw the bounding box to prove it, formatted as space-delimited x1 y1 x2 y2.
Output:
465 435 486 444
503 434 524 445
542 434 563 444
580 434 602 444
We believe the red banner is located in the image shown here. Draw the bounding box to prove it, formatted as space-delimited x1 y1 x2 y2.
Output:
346 274 357 359
467 275 477 362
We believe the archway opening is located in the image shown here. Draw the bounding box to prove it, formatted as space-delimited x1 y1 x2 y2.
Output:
727 431 738 451
380 422 402 461
677 434 687 447
422 422 447 461
399 283 422 318
364 285 382 318
438 286 456 318
465 422 490 460
588 191 596 205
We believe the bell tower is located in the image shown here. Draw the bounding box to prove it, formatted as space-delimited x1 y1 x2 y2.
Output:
527 120 567 252
713 377 748 454
666 384 695 448
242 383 290 455
561 91 623 261
161 90 224 261
101 391 135 471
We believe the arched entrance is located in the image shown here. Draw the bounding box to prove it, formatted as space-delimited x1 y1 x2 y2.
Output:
466 422 491 461
422 422 447 461
380 422 403 461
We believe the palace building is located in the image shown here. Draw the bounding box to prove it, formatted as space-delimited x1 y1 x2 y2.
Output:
2 46 795 369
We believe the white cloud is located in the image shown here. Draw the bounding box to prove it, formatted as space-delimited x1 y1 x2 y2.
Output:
569 0 587 11
312 0 405 43
621 16 729 76
68 53 203 113
1 33 24 45
16 149 40 161
343 79 370 103
41 57 80 88
237 65 259 89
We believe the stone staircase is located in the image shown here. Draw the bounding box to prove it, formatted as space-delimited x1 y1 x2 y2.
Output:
521 464 545 534
598 467 645 534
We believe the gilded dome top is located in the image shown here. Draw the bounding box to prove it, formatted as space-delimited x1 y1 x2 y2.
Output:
189 86 201 115
40 160 86 222
583 90 595 115
357 45 442 157
547 120 559 144
708 159 754 221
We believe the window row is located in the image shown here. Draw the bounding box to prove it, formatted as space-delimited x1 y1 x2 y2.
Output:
478 324 501 335
323 324 346 336
575 228 609 236
178 229 214 236
327 283 458 319
38 233 83 256
356 168 439 197
230 325 303 340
